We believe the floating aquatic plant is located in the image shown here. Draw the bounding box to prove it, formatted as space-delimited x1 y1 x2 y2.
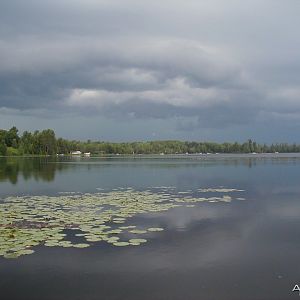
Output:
129 238 147 244
147 227 164 232
72 243 90 248
0 187 245 259
197 188 244 193
113 241 130 247
129 229 148 234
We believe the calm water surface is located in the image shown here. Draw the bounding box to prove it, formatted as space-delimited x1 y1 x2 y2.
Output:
1 154 300 300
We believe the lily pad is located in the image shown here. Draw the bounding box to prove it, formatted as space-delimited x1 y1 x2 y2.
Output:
129 238 147 243
147 227 164 232
112 242 130 247
73 243 90 248
129 229 147 234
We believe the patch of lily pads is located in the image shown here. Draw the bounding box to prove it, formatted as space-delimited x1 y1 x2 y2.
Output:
0 187 245 259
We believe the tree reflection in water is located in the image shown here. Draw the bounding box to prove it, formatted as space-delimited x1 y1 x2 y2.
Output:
0 157 62 184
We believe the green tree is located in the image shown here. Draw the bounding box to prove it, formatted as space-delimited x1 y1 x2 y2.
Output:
0 140 7 155
5 126 19 147
38 129 57 155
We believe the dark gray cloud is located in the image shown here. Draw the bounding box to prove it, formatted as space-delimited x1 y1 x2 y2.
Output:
1 0 300 140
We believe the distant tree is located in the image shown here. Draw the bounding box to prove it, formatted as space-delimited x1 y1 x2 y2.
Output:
5 126 19 147
0 140 7 155
20 131 34 154
242 142 250 153
38 129 57 155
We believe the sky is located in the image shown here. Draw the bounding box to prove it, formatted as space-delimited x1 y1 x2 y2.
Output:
1 0 300 142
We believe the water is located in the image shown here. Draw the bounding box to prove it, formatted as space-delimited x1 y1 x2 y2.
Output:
1 154 300 300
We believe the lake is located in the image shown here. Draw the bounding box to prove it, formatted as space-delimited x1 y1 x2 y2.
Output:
1 154 300 300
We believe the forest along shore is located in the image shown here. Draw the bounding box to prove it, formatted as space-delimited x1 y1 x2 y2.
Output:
1 126 300 156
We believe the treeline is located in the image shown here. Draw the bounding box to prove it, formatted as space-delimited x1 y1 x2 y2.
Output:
1 126 300 156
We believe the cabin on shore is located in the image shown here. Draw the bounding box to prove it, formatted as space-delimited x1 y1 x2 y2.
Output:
71 150 82 156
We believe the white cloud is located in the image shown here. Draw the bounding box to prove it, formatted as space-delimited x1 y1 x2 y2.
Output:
66 77 231 109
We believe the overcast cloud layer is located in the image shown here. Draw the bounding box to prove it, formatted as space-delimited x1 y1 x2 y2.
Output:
1 0 300 142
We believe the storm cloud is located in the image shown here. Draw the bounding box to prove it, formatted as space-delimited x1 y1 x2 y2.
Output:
1 0 300 141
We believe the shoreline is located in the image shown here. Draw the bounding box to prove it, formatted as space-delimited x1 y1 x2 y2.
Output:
2 152 300 159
